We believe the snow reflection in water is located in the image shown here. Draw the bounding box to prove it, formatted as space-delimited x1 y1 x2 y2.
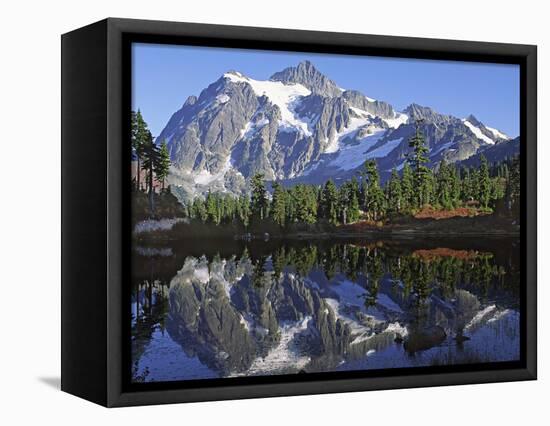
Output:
131 238 520 382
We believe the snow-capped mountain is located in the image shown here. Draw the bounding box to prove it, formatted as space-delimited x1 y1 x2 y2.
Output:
158 61 516 201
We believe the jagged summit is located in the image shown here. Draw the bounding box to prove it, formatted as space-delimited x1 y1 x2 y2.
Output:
404 103 456 125
465 114 482 127
270 61 342 97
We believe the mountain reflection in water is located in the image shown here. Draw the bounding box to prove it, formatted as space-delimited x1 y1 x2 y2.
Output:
131 238 520 383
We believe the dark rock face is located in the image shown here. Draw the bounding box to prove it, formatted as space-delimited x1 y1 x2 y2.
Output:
459 136 520 168
154 61 515 202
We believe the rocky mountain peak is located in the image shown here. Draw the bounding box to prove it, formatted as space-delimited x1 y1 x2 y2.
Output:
184 95 198 106
155 62 517 203
270 61 342 97
404 103 455 125
465 114 482 126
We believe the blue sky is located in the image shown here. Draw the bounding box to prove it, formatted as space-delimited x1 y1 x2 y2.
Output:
132 43 520 137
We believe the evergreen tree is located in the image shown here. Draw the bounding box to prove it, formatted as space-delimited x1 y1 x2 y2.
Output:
461 166 473 202
386 168 402 213
338 185 349 224
155 140 171 191
507 156 520 215
470 168 480 204
237 194 251 227
192 198 207 222
347 177 361 222
407 120 431 208
478 155 491 208
449 165 461 208
271 182 287 227
140 130 159 216
131 110 150 192
321 179 339 225
363 160 385 220
205 191 220 224
250 173 268 220
401 162 414 211
436 159 452 209
338 179 360 224
293 184 317 224
358 179 367 209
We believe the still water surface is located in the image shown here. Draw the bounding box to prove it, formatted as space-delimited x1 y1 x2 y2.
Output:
131 237 520 383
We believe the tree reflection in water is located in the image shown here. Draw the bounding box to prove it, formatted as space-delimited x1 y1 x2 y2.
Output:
131 238 520 382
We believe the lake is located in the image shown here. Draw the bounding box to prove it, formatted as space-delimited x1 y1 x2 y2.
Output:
131 236 520 383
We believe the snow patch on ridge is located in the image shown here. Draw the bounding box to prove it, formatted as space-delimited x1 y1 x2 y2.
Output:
485 126 509 140
224 72 312 136
384 112 408 129
328 130 403 171
324 106 378 154
463 120 495 145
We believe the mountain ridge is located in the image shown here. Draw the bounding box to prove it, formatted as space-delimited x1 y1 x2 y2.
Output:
155 61 517 202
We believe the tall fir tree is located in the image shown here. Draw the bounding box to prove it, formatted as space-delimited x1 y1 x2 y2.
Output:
321 179 339 225
348 177 361 222
192 198 208 222
250 173 268 221
131 110 150 192
436 159 452 209
363 160 385 220
140 130 159 216
293 184 317 224
237 194 251 226
449 165 461 208
271 182 287 227
386 168 402 213
407 120 431 208
401 162 414 211
155 140 171 191
478 155 491 208
205 191 219 224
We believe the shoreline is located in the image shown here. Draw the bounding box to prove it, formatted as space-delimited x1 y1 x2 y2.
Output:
133 214 520 242
134 227 519 242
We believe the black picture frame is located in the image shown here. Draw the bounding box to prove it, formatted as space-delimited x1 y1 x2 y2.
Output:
61 17 537 407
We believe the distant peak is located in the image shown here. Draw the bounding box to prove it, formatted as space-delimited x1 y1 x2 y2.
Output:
404 103 434 116
404 103 454 124
465 114 482 126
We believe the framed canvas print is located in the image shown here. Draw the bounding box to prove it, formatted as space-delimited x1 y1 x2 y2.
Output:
61 18 537 407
